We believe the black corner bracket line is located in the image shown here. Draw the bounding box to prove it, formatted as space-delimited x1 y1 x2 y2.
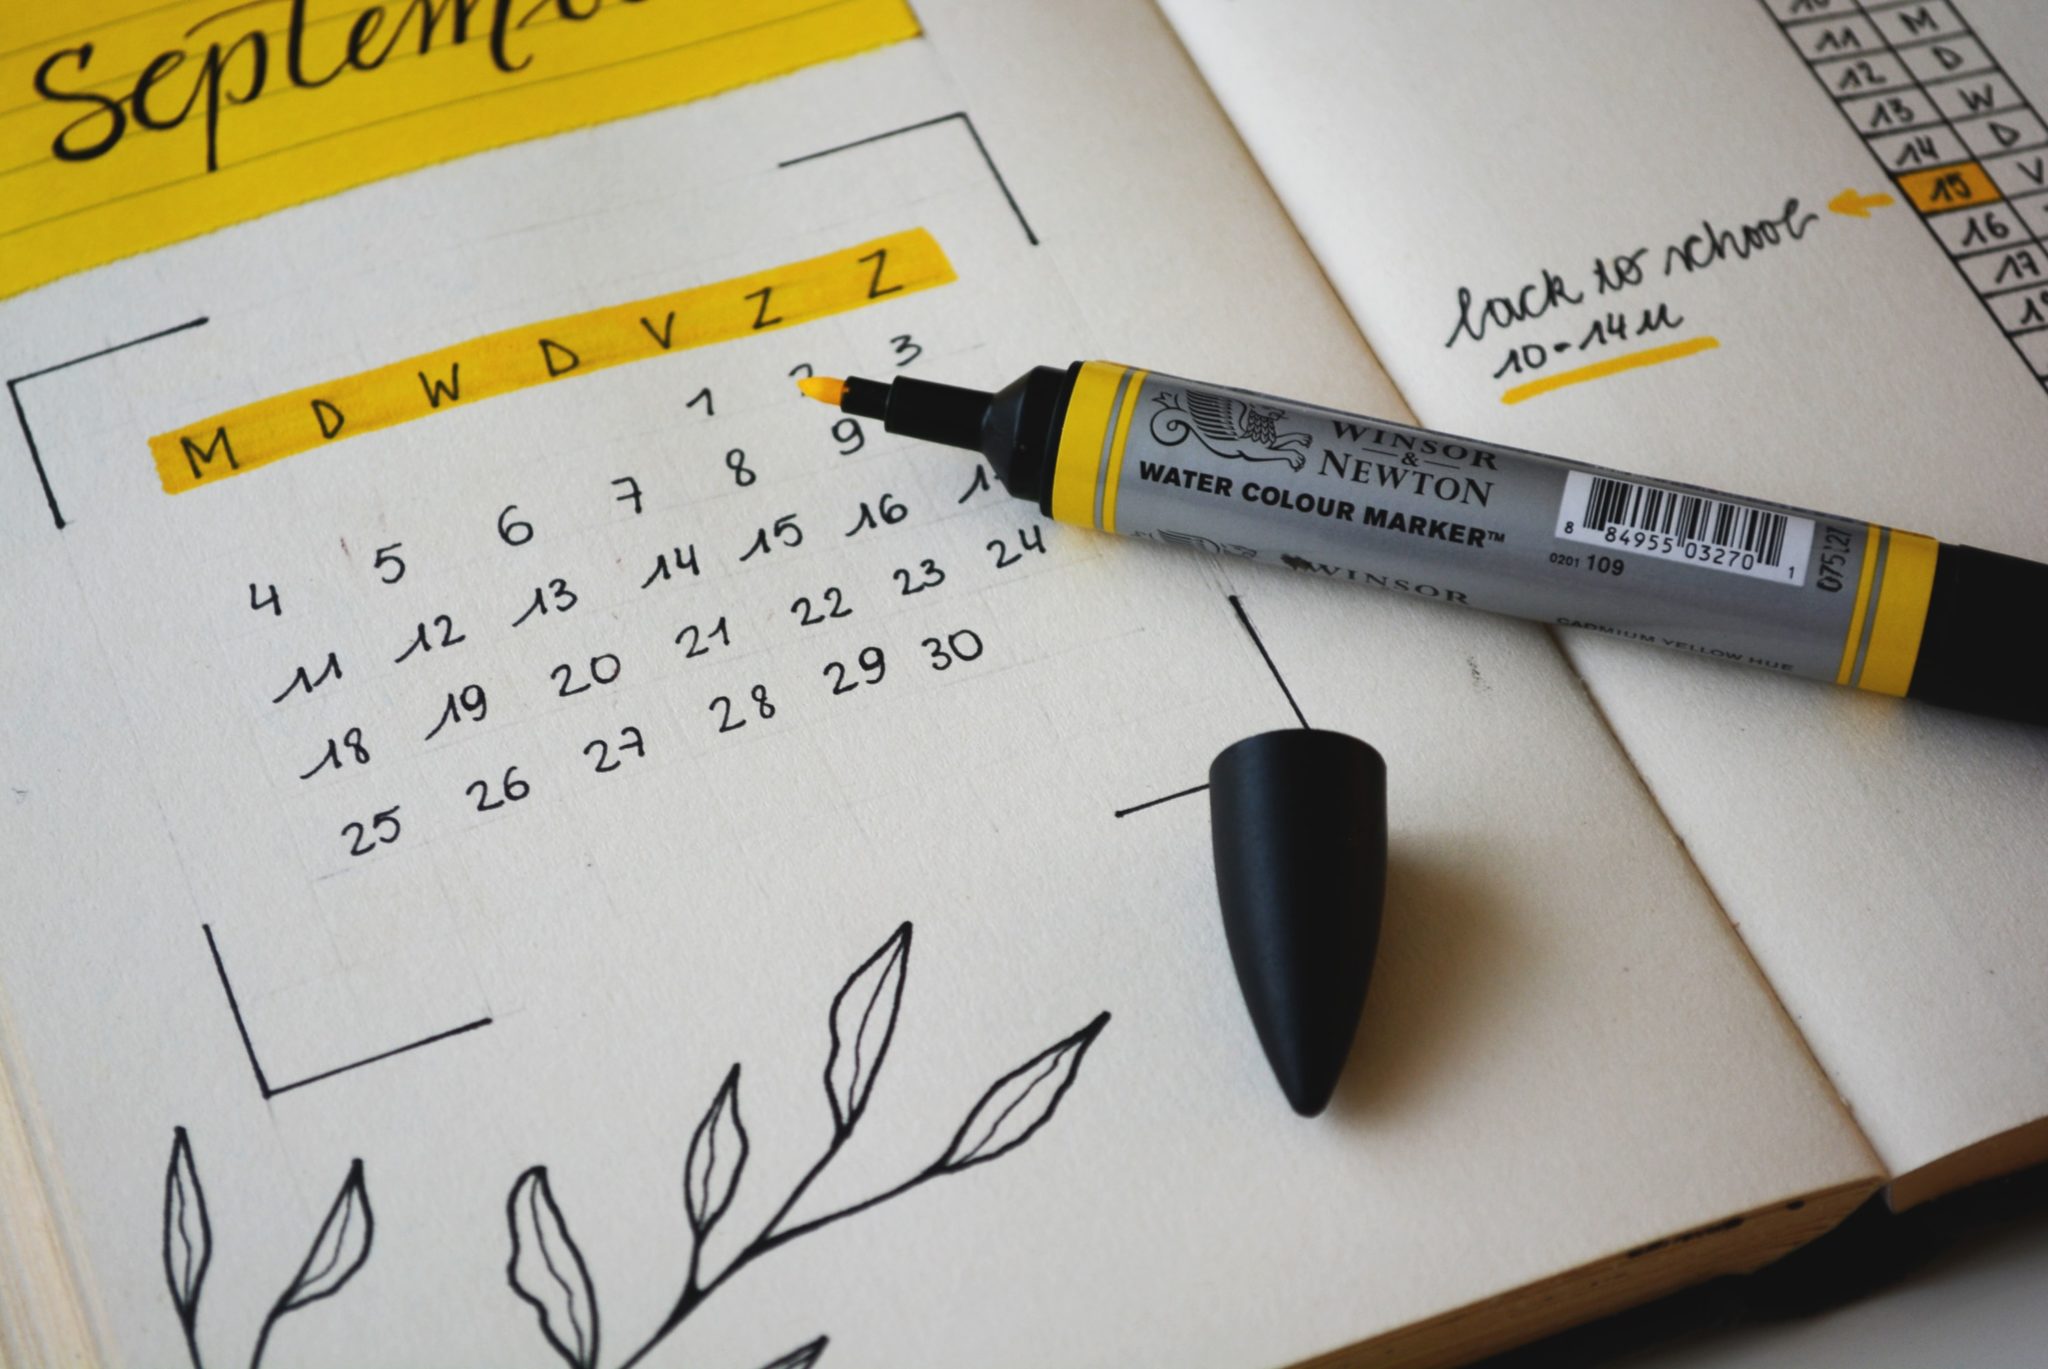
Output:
203 923 491 1100
9 316 209 531
778 110 1040 247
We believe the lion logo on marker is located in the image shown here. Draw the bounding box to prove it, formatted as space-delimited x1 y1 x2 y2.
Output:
1150 389 1313 470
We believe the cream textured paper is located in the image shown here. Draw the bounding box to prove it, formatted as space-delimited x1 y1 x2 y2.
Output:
1 2 1874 1366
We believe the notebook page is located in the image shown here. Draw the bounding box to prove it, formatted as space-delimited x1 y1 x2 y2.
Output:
0 2 1874 1366
1160 0 2048 1194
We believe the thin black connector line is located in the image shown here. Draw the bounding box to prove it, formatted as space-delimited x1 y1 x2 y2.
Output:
203 922 492 1099
1113 593 1308 818
1112 783 1211 819
777 110 1040 246
1229 593 1310 730
8 315 208 530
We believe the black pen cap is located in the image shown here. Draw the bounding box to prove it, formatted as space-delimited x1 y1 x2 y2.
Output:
1209 729 1387 1117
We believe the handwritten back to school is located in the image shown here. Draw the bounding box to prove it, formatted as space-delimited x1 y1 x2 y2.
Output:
2 0 921 300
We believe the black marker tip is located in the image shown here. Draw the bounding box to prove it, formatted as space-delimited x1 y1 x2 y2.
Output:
1208 730 1387 1117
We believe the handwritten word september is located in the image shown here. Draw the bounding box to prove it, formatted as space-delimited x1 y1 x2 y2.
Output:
32 0 640 174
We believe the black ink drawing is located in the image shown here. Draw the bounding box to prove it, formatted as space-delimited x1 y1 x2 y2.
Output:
1150 389 1312 469
163 1126 374 1369
505 921 1110 1369
1112 593 1309 819
204 922 493 1101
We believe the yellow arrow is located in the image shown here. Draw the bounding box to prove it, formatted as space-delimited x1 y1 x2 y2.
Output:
1830 188 1895 218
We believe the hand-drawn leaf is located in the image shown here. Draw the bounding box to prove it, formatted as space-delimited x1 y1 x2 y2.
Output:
755 1334 828 1369
272 1158 374 1315
162 1126 211 1333
824 922 911 1133
685 1063 749 1237
936 1012 1110 1173
507 1165 600 1369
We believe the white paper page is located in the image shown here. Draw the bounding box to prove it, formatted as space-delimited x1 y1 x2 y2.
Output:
0 2 1876 1366
1160 0 2048 1189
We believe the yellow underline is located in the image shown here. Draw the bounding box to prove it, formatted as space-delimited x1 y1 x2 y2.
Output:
1500 336 1720 405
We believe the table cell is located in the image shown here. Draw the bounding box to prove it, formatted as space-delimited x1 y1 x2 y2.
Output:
1988 283 2048 336
1867 0 1968 47
1927 72 2020 123
1813 49 1915 95
1954 109 2048 162
1898 33 1993 84
1839 85 1944 135
1960 243 2046 293
1895 159 2002 210
1926 202 2030 255
1787 14 1885 61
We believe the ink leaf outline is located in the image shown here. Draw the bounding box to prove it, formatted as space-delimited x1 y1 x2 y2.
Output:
162 1126 211 1336
936 1012 1111 1173
685 1063 749 1237
507 1165 600 1369
271 1158 373 1315
824 922 911 1135
756 1334 829 1369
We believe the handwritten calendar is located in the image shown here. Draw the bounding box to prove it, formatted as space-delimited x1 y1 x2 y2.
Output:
4 3 1945 1366
160 250 1167 1092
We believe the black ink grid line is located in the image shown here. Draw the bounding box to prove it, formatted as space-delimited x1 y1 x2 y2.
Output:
1113 592 1309 818
204 923 492 1099
8 316 208 530
777 111 1041 246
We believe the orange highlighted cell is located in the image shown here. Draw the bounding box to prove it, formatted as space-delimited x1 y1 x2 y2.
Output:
1895 162 2003 214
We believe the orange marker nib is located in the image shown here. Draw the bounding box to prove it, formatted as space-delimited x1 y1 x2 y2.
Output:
796 375 847 406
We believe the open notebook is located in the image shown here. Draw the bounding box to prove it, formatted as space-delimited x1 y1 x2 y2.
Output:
1 2 2042 1367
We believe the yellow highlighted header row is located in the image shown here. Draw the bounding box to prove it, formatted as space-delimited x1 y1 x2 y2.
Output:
2 0 921 299
148 227 956 493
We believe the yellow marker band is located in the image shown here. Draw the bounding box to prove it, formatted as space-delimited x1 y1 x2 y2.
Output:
1100 369 1150 533
1856 530 1940 697
148 228 954 494
1049 361 1135 528
1835 523 1883 686
2 0 920 299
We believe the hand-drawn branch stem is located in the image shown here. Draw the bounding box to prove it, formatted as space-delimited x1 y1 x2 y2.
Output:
247 1311 280 1369
512 922 1110 1369
619 1137 942 1368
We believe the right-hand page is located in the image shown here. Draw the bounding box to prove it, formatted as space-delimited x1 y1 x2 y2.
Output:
1161 0 2048 1203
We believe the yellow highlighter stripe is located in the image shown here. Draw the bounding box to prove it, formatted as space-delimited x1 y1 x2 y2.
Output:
1 0 922 300
148 228 953 494
1835 523 1883 686
1100 369 1150 533
1856 531 1941 697
1051 361 1131 528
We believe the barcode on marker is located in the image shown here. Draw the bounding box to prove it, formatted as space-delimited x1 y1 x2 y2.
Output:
1555 470 1813 585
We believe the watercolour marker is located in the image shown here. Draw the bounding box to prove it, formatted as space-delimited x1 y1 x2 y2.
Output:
799 364 2044 727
